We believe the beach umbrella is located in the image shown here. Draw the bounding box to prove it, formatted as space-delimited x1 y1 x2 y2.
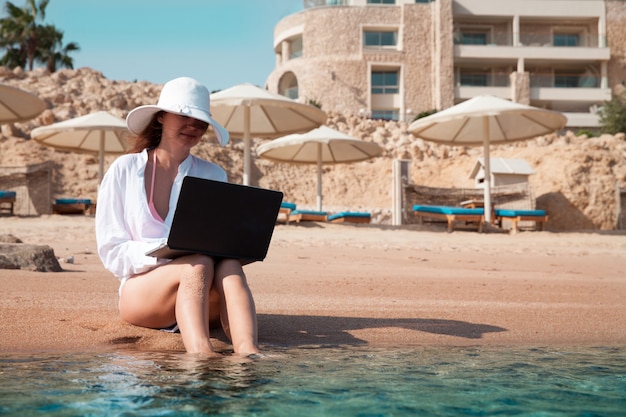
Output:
408 95 567 223
31 111 129 183
0 84 46 124
257 125 383 210
210 83 327 185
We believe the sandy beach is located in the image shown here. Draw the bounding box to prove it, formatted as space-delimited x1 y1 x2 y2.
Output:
0 214 624 353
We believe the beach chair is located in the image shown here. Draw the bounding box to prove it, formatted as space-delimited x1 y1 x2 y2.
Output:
494 209 548 233
0 191 17 216
52 198 93 215
413 205 485 232
328 211 371 224
289 209 328 223
277 202 297 224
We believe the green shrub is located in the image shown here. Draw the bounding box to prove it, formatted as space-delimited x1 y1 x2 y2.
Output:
576 129 598 138
412 109 438 122
598 96 626 135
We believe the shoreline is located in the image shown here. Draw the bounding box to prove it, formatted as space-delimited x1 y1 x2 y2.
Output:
1 215 625 353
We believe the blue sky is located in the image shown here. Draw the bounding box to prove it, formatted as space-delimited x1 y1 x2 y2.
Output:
39 1 303 91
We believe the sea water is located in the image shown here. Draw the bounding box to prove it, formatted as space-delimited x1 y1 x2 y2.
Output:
0 346 624 416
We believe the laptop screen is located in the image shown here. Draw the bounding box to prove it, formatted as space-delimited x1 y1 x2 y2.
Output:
147 176 283 262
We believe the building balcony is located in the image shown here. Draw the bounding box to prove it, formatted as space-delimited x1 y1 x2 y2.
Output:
455 45 610 62
562 112 600 128
455 85 610 103
529 87 611 103
455 86 510 100
453 85 607 128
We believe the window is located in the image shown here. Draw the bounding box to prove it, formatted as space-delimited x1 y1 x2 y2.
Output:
371 70 399 94
371 109 399 120
289 36 303 59
553 33 579 47
279 72 299 99
415 0 433 3
460 31 488 45
460 73 488 86
367 0 395 4
364 30 397 47
554 70 587 88
554 74 579 87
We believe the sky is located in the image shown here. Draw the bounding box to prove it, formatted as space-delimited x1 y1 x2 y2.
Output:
36 0 304 91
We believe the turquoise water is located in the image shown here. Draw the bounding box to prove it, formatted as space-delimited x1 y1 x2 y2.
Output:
1 346 624 416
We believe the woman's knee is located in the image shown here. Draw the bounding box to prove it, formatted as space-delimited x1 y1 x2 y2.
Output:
176 254 216 278
180 253 215 268
215 258 245 278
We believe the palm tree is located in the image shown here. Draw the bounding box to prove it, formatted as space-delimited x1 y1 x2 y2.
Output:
0 0 48 70
0 0 79 72
37 24 79 72
0 3 30 68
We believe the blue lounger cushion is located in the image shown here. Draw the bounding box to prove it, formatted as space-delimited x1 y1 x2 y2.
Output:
55 198 92 205
291 210 328 216
0 191 17 199
413 205 484 232
327 211 371 221
413 205 484 215
495 209 546 217
280 202 297 211
494 208 548 233
289 209 328 222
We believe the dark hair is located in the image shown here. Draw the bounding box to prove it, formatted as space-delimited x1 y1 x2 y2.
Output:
127 111 164 153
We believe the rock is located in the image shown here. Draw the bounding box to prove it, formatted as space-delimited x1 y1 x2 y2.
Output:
0 234 22 243
0 243 63 272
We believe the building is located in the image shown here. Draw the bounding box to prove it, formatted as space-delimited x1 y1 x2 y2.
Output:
266 0 626 129
469 157 535 188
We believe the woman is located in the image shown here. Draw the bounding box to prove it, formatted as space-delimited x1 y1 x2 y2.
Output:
96 77 260 356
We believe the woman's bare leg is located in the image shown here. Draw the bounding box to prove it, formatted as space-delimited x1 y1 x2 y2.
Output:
214 259 260 355
119 254 220 355
174 256 216 354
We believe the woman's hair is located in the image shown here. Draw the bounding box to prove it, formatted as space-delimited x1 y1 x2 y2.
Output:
127 111 164 153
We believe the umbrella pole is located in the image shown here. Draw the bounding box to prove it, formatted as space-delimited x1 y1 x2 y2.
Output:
482 116 492 225
317 143 322 211
243 105 251 185
99 131 105 184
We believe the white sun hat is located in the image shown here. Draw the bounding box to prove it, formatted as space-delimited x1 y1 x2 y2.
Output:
126 77 229 146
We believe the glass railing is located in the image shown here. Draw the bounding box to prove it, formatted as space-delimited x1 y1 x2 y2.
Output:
453 73 601 88
454 32 605 47
303 0 349 8
454 32 512 46
529 74 600 88
454 74 510 87
519 33 603 47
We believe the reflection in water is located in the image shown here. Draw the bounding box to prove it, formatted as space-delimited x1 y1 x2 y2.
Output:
1 346 625 416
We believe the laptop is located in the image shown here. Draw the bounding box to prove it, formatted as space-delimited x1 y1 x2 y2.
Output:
146 176 284 265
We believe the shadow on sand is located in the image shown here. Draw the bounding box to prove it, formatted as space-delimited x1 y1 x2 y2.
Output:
258 314 507 347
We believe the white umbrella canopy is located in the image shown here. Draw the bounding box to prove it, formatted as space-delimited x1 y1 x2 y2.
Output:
31 111 129 183
257 125 383 211
408 95 567 223
0 84 46 124
210 83 327 185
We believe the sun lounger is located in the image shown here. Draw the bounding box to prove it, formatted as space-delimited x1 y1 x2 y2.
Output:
289 209 328 223
0 191 17 215
494 209 548 233
52 198 93 215
413 205 485 232
328 211 371 224
277 202 297 224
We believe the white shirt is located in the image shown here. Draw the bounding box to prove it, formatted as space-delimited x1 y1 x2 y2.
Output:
95 149 227 285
